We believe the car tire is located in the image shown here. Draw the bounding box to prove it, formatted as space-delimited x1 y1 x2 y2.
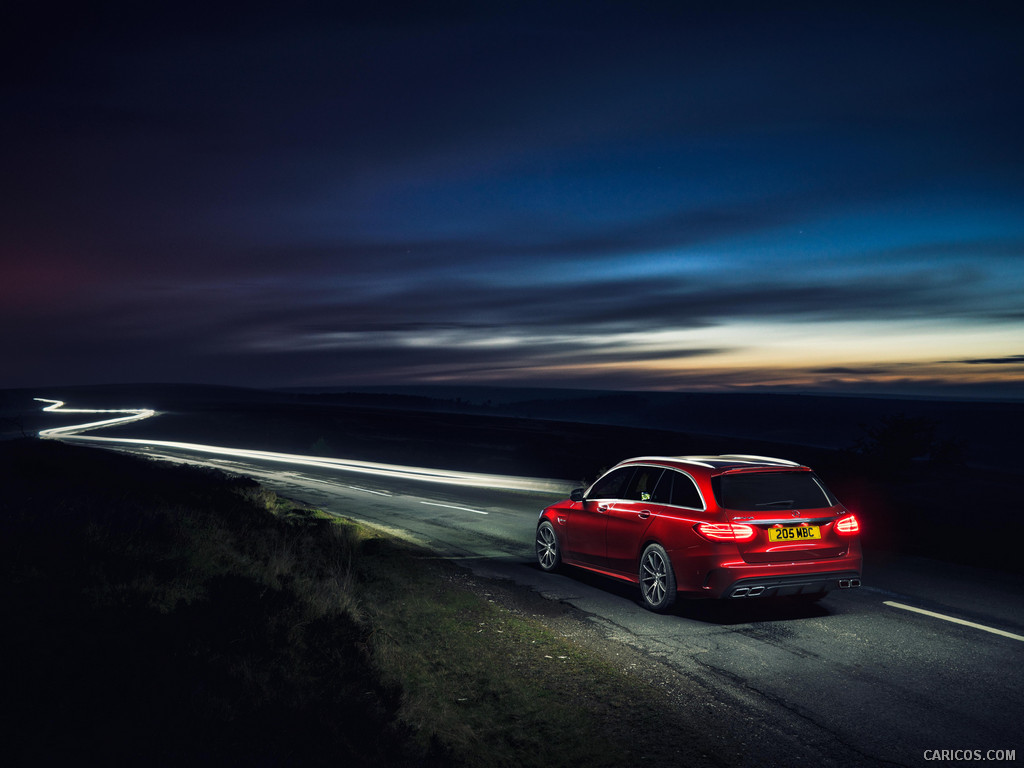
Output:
536 521 561 572
639 543 677 612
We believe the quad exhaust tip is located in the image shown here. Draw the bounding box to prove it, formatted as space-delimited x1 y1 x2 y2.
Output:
731 586 765 598
731 577 861 598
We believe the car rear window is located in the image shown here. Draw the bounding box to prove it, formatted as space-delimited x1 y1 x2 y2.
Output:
711 471 836 511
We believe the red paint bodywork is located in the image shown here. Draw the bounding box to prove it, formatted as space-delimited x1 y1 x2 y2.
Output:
537 455 862 600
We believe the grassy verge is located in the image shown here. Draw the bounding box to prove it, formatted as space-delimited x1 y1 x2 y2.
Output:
1 440 674 767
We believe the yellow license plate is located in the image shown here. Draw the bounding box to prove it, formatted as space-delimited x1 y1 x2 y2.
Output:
769 525 821 542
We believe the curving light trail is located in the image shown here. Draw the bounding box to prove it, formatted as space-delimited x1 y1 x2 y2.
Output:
35 398 570 494
35 398 158 436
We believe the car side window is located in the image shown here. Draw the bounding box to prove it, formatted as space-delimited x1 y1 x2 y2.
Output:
665 470 704 509
623 467 664 502
587 467 635 500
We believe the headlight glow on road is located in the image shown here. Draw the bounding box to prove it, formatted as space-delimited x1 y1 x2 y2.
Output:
35 398 570 494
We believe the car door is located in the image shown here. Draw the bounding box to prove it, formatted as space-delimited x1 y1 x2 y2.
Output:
568 467 635 565
604 466 664 574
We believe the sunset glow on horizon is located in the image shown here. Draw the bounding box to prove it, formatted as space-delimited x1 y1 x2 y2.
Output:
2 3 1021 399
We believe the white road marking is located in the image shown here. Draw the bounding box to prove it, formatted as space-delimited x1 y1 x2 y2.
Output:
345 485 392 496
419 501 488 515
884 601 1024 642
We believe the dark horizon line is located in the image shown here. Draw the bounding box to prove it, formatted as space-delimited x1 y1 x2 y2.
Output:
5 379 1022 405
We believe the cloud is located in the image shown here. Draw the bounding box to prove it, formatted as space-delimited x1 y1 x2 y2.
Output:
952 354 1024 365
2 2 1021 395
811 366 896 375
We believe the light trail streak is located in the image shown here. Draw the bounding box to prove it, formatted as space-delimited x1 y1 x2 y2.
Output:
35 398 157 436
35 398 571 494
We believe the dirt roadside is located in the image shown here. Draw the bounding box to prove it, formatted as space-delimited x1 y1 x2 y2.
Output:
439 564 731 767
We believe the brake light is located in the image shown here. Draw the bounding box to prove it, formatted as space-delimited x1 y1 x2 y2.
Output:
696 522 757 542
835 514 860 535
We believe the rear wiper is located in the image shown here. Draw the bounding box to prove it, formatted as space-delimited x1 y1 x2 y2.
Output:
755 499 796 507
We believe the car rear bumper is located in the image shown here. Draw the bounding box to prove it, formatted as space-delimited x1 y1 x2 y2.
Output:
699 554 863 598
672 538 863 599
720 571 862 598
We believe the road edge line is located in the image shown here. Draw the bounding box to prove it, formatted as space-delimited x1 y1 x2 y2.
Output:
884 601 1024 642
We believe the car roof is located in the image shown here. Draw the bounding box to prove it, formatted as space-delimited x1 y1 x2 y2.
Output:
618 454 809 476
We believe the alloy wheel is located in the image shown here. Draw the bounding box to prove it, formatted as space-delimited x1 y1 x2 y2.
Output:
641 549 668 605
536 524 559 571
639 543 676 611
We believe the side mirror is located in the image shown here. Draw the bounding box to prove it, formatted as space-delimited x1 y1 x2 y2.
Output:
570 488 585 502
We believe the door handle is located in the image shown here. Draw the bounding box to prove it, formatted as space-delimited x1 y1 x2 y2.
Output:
598 504 609 513
638 510 651 519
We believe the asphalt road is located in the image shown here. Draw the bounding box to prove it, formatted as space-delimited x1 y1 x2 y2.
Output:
74 437 1024 768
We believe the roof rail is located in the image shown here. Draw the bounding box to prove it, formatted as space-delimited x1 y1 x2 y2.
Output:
617 455 803 470
620 455 720 468
719 454 799 466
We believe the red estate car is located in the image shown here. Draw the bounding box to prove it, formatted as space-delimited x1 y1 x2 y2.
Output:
536 455 862 611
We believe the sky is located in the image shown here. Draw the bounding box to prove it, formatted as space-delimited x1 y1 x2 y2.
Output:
3 1 1022 398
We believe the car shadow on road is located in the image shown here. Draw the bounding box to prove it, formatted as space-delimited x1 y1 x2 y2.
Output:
672 596 832 625
539 563 832 625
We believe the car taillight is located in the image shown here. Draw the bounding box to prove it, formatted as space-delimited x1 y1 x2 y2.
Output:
695 522 757 542
835 514 860 535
